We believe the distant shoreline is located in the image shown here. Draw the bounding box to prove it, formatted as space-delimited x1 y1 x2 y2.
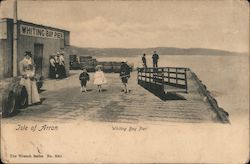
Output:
68 46 247 57
92 53 247 58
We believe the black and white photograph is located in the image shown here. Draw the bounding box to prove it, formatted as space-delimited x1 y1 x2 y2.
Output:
0 0 249 163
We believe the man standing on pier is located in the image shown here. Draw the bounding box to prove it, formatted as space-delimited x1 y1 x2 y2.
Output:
152 51 159 67
142 53 147 69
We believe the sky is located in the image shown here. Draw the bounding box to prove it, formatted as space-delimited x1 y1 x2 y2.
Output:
0 0 249 52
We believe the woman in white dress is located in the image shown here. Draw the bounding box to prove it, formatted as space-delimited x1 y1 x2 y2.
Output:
93 65 107 92
19 51 40 105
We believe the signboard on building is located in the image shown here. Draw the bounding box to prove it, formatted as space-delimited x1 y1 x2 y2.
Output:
20 24 64 39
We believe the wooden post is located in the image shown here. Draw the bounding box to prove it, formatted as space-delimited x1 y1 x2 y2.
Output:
137 68 139 82
140 69 142 81
161 72 164 84
184 69 188 93
149 68 151 83
176 68 178 84
161 68 164 76
168 67 170 83
162 72 165 93
13 0 18 76
153 68 156 84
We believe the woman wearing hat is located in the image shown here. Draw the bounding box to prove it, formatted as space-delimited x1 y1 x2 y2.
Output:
93 65 107 92
19 51 40 105
58 51 66 78
120 59 131 93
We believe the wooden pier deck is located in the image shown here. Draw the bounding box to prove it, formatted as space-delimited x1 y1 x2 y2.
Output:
2 70 228 124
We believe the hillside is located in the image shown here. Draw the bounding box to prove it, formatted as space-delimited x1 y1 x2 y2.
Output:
67 46 246 57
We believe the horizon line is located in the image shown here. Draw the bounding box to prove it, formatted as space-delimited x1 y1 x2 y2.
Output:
69 45 248 54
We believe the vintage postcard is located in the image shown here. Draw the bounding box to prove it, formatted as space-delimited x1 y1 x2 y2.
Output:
0 0 249 163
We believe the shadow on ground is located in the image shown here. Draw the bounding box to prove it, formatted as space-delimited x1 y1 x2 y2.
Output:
140 86 186 101
161 92 186 101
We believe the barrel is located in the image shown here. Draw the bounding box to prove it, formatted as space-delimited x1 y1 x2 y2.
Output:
112 62 122 73
1 78 17 117
79 56 93 62
98 62 113 72
0 77 29 117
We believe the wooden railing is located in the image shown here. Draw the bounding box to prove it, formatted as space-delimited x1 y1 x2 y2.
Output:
137 67 188 93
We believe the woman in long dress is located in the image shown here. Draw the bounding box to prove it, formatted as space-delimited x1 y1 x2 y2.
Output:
59 52 66 78
19 51 40 105
93 65 107 92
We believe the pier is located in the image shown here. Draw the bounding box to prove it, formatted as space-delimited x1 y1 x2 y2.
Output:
2 68 229 124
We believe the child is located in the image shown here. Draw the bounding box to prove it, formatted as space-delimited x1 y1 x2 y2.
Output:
93 65 107 92
79 68 90 92
120 59 131 93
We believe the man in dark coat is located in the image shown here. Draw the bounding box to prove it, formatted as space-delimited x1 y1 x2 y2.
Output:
152 51 159 67
142 53 147 68
120 59 131 93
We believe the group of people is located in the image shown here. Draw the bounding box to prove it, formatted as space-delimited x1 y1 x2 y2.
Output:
78 65 107 93
49 51 66 79
79 59 131 93
79 50 159 94
18 50 67 107
18 50 158 107
142 51 159 68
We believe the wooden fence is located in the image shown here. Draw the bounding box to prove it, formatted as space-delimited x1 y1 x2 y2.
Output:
137 67 188 93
